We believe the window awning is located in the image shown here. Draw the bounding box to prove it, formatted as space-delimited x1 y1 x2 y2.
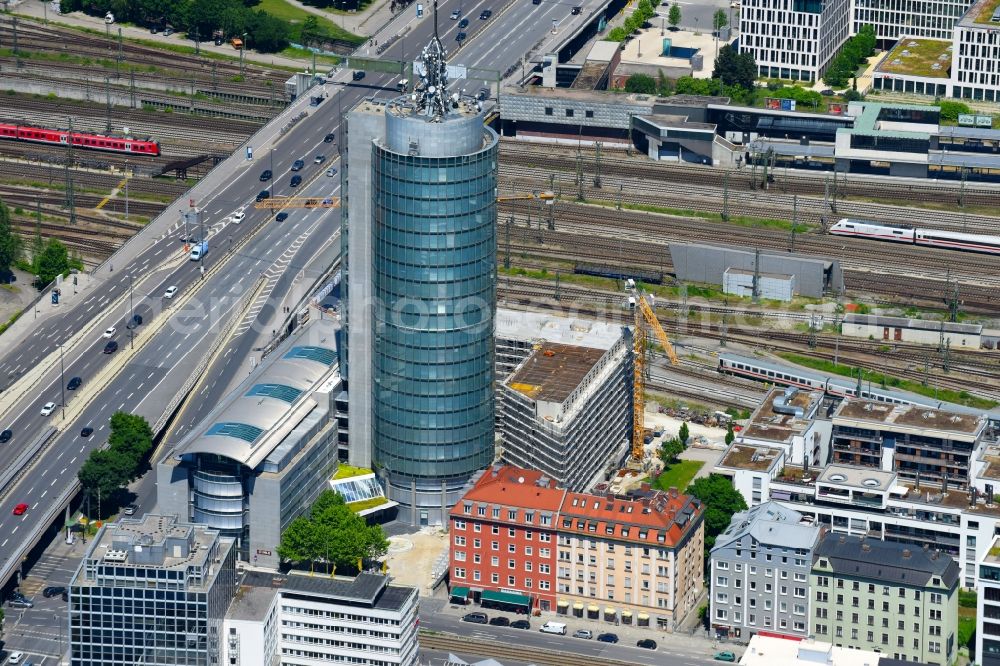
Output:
481 590 532 607
449 586 470 599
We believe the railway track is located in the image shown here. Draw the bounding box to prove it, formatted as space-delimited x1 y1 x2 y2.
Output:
499 140 1000 209
0 185 161 221
0 161 188 198
498 279 1000 403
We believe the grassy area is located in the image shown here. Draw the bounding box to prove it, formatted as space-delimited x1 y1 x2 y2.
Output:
777 352 999 409
333 464 373 480
347 497 391 513
974 0 1000 24
650 460 704 491
583 198 812 234
878 38 952 78
958 616 976 650
259 0 363 43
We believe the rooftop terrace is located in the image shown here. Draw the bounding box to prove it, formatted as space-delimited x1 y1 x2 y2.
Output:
834 399 984 435
742 387 821 444
968 0 1000 25
719 443 784 472
877 38 952 79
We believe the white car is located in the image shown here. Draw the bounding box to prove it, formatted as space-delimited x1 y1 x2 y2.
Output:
164 285 178 299
103 327 116 338
7 651 24 664
230 211 246 224
40 402 56 417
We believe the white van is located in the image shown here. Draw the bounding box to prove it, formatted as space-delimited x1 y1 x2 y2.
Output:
539 621 566 635
397 79 409 91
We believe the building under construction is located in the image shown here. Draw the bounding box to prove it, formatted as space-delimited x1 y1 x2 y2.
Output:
499 336 633 492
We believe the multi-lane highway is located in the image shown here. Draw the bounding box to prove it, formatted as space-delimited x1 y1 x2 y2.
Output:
0 0 611 586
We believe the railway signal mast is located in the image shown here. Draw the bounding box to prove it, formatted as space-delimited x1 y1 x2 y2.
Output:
626 280 678 468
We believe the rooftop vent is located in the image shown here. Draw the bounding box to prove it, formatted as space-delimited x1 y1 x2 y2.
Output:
902 549 911 558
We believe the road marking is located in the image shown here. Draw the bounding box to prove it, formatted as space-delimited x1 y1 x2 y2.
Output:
59 468 66 475
127 392 134 401
148 371 156 380
11 525 17 534
41 489 47 499
32 502 39 509
79 445 85 453
50 478 58 487
98 424 105 431
70 456 76 464
1 539 6 548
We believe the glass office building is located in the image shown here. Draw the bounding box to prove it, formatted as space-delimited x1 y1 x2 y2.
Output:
371 96 499 525
69 514 237 666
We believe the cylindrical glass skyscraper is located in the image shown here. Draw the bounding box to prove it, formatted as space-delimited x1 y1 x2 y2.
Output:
371 98 498 525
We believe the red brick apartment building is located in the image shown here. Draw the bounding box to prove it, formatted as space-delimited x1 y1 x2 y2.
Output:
448 465 705 627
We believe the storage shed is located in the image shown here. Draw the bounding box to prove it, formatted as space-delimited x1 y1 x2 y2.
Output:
842 314 982 349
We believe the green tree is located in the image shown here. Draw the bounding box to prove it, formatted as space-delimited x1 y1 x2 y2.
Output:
712 8 727 31
667 3 681 29
277 516 322 570
78 449 134 503
725 423 735 445
108 412 153 477
625 73 657 94
678 421 690 445
939 100 972 122
0 200 22 277
713 44 756 91
300 15 320 45
249 10 291 53
686 474 748 551
658 437 685 466
33 238 73 288
606 26 629 42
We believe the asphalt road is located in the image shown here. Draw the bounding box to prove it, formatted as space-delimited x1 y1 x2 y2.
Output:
0 0 611 585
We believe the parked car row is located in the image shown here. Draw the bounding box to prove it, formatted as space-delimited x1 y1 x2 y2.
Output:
460 613 668 650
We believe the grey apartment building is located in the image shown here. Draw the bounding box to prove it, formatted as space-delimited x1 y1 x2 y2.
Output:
709 501 822 640
69 514 237 666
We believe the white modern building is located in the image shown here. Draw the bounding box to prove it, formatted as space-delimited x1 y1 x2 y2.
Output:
739 633 934 666
852 0 973 42
977 535 1000 666
223 571 420 666
739 0 852 82
951 0 1000 102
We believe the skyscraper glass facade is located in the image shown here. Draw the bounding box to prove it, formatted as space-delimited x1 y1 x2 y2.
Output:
371 127 498 515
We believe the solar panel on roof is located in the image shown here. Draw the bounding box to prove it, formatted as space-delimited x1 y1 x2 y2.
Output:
206 422 265 443
246 383 303 403
283 345 336 366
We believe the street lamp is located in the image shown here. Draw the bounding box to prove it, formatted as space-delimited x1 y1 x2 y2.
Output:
239 32 248 76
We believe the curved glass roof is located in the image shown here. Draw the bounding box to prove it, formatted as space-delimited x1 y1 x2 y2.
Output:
283 345 336 366
206 422 265 444
246 383 304 404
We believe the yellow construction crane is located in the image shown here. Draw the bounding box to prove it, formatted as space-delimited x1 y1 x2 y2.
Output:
628 281 678 465
256 192 553 210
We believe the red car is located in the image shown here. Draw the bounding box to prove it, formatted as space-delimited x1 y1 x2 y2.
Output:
12 503 28 515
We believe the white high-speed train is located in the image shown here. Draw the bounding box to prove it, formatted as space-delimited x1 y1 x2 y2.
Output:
829 218 1000 255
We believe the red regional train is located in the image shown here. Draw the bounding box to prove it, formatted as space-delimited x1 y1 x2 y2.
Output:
0 123 160 155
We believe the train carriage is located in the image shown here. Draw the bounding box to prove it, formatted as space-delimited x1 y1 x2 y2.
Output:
0 122 159 156
830 218 1000 255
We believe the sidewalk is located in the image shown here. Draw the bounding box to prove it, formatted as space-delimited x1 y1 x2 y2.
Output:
286 0 401 38
424 595 736 658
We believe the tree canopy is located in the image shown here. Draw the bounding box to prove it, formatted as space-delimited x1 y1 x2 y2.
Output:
277 490 389 573
712 44 757 91
939 100 972 122
77 412 154 513
625 73 657 94
658 437 685 466
823 25 875 88
0 200 22 278
686 474 748 552
32 238 81 289
668 3 681 28
712 8 727 31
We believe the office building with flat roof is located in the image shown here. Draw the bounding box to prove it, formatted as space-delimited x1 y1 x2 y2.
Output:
69 515 238 666
976 535 1000 666
223 571 419 666
499 337 632 492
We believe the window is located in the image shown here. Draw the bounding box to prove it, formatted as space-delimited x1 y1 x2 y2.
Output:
525 562 533 572
493 507 501 518
473 523 481 533
492 525 500 535
492 541 499 551
716 592 729 604
454 567 466 578
539 533 551 543
544 107 553 116
508 559 516 569
508 575 516 586
540 564 550 574
717 562 730 570
492 556 499 566
815 624 827 635
508 510 517 521
455 551 467 561
735 564 743 572
525 578 533 588
539 580 550 590
455 519 466 530
508 544 516 553
455 536 466 546
525 546 533 556
474 553 481 564
715 609 728 620
491 573 499 584
566 109 575 117
508 528 516 538
585 110 594 118
717 576 729 587
540 548 550 558
474 539 481 549
473 570 481 581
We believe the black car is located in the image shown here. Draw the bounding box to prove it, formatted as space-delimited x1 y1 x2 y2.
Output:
260 169 272 181
42 586 66 598
214 37 223 46
275 212 288 222
596 633 619 643
488 616 510 627
103 340 118 354
480 9 492 19
571 5 581 13
163 26 174 36
462 612 488 624
291 159 305 171
510 619 531 630
456 31 467 42
458 17 469 28
324 132 337 143
256 190 270 202
290 175 302 187
638 639 658 650
80 427 93 438
126 314 142 329
150 25 159 34
67 376 82 390
533 0 541 4
0 429 11 443
352 70 366 81
477 87 489 101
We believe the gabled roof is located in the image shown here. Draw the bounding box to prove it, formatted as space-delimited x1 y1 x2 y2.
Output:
814 533 960 590
712 501 820 554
